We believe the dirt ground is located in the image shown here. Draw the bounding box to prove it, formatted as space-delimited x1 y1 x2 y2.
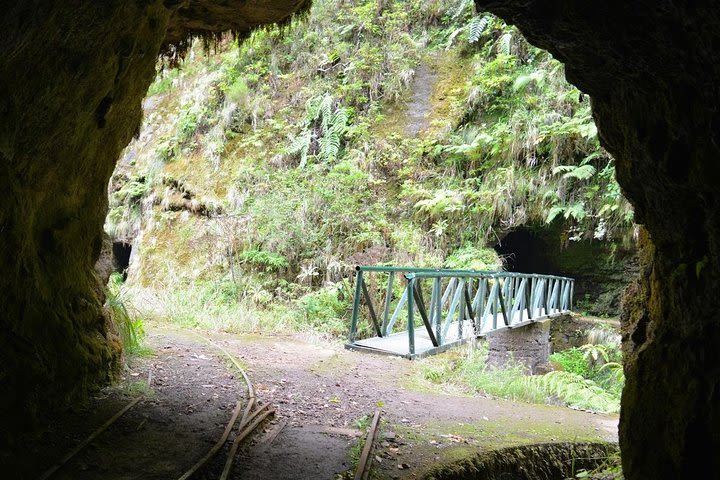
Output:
19 325 618 480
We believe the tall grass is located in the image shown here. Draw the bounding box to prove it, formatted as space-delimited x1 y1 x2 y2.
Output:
106 273 146 354
122 284 291 333
120 278 353 339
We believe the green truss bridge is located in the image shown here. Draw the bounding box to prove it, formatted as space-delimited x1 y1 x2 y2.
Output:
346 265 574 359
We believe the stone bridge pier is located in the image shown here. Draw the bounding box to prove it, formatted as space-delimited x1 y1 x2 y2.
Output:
486 315 574 373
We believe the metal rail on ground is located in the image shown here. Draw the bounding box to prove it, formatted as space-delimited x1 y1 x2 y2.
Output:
346 265 574 358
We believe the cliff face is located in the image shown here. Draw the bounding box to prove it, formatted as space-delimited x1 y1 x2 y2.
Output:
475 1 720 478
0 0 307 452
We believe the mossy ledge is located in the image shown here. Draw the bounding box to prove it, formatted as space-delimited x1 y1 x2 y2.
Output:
421 442 617 480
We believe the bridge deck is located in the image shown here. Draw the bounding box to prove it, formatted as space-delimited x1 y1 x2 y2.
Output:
347 320 474 358
346 309 563 359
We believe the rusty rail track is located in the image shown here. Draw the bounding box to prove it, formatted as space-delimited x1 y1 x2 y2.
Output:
37 395 144 480
182 334 275 480
354 409 382 480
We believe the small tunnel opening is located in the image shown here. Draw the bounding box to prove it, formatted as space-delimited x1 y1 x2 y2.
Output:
112 241 132 280
493 228 557 275
493 225 637 316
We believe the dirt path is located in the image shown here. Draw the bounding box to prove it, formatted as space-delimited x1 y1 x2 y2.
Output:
404 63 438 137
22 326 617 480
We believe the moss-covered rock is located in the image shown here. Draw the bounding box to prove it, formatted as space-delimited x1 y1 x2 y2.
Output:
421 442 617 480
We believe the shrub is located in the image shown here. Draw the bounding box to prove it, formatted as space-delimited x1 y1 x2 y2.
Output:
444 244 502 271
296 283 350 335
550 347 591 377
238 249 289 272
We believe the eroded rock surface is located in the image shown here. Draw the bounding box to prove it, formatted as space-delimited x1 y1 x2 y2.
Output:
0 0 308 455
475 1 720 478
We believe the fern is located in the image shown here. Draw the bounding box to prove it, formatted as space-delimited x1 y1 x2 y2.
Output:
563 202 587 221
318 94 334 131
468 16 490 44
305 96 322 124
330 107 349 136
533 371 620 413
446 27 465 50
287 94 350 166
446 14 490 49
565 164 596 180
286 131 312 167
238 249 289 272
106 273 145 352
319 130 342 161
580 343 610 365
512 71 546 93
553 164 597 181
545 205 564 224
598 362 625 391
497 32 513 55
451 0 474 20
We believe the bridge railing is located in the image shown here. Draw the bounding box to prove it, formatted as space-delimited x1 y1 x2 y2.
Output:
349 265 574 355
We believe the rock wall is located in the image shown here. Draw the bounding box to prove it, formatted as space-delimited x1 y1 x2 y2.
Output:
0 0 308 454
475 1 720 478
548 313 611 353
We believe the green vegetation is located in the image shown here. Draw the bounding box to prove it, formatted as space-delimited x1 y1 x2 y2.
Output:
417 332 623 414
551 326 624 398
573 450 623 479
106 273 146 355
107 0 633 335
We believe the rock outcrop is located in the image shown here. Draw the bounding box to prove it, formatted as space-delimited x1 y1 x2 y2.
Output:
0 0 308 455
475 1 720 478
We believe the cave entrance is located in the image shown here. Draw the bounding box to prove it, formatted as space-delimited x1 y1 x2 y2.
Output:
493 226 636 316
493 228 557 275
112 241 132 280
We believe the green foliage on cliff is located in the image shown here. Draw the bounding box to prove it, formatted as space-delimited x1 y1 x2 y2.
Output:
107 0 633 333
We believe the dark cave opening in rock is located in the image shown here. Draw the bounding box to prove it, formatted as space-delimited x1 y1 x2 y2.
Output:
493 228 556 275
493 226 637 316
112 241 132 280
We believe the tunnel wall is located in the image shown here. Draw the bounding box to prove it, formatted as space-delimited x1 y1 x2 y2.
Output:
0 0 309 455
0 1 172 450
475 1 720 478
